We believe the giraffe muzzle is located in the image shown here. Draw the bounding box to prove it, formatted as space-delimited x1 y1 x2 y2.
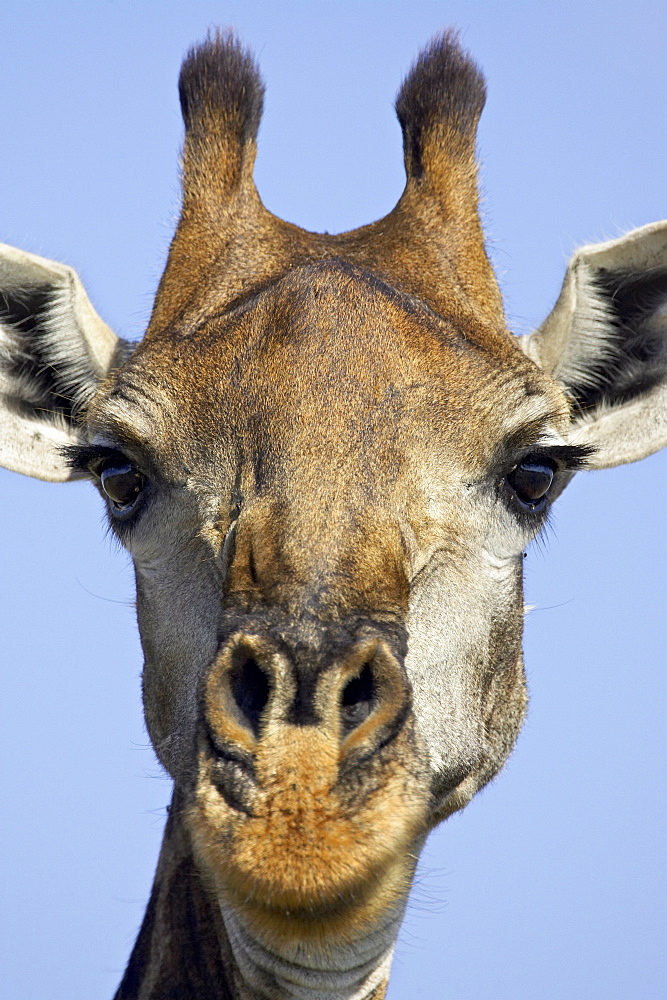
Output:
188 627 430 916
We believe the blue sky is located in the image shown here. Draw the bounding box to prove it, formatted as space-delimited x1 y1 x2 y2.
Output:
1 3 665 998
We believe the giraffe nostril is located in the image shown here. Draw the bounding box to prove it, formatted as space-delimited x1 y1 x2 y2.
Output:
341 661 375 733
229 655 270 736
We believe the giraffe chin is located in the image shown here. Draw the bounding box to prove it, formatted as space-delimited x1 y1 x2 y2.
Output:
186 723 429 946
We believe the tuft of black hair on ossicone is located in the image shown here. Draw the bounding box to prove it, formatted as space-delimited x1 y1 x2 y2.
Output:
178 29 265 144
395 30 486 178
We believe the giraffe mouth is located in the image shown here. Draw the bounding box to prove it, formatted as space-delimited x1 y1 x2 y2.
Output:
187 711 431 928
186 626 431 925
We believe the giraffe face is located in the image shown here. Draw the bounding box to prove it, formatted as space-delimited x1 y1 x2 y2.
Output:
79 258 576 930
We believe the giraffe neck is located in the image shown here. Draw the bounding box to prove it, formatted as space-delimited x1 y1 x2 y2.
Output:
113 792 234 999
114 792 394 1000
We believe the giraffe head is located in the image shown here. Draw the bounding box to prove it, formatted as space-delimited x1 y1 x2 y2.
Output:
2 30 666 978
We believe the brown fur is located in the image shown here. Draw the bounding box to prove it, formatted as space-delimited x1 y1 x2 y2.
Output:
147 29 505 346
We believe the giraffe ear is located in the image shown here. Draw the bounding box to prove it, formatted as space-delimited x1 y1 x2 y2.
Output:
521 221 667 469
0 244 131 481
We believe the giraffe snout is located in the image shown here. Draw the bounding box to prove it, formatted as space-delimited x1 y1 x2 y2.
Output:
190 627 429 917
201 630 413 772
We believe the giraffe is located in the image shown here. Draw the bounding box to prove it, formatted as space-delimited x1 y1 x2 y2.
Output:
1 30 666 999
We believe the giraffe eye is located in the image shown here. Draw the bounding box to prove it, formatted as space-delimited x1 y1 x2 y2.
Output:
100 462 145 513
506 459 555 510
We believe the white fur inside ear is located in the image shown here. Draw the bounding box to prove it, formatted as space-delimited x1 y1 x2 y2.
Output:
0 408 82 481
36 283 109 415
520 256 620 395
0 243 125 481
569 382 667 468
521 221 667 468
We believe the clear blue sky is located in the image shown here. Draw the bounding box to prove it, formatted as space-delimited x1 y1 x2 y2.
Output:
1 3 665 998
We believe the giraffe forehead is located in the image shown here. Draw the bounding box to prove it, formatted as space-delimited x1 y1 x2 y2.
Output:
96 263 563 477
